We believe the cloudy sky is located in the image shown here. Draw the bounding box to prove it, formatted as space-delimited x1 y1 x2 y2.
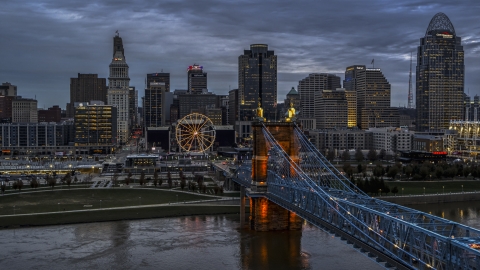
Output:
1 0 480 109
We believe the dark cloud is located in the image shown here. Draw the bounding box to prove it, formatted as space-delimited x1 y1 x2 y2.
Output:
1 0 479 108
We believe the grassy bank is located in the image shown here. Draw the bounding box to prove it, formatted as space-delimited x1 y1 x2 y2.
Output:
383 180 480 196
0 189 222 215
0 205 246 229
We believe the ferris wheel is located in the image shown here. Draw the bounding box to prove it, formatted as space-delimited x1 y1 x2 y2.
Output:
175 113 216 153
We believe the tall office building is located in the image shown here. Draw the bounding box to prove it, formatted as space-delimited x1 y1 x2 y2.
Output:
228 89 238 125
12 97 38 123
107 32 130 144
315 89 348 129
147 73 170 92
74 102 117 154
68 74 107 117
0 82 17 96
298 74 341 119
238 44 277 120
344 65 395 129
128 86 138 127
144 82 166 127
416 12 464 132
187 64 207 94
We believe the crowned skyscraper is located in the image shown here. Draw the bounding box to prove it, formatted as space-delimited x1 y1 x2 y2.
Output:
416 13 464 132
238 44 277 121
107 31 131 144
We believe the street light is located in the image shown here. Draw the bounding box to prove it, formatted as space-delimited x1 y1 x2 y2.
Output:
176 194 178 203
139 197 141 206
13 205 15 215
379 189 382 197
423 187 425 196
402 188 404 196
100 200 102 209
443 186 445 194
462 185 464 193
58 203 60 212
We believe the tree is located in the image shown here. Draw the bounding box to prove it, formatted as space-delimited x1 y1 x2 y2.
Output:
355 148 364 162
167 172 173 189
342 163 353 178
112 173 119 188
367 149 378 162
180 176 186 190
1 182 5 194
386 166 398 180
139 171 145 186
190 182 197 192
48 176 56 190
66 176 72 189
12 181 18 190
30 178 39 189
379 149 386 160
158 175 163 188
391 186 399 196
341 149 350 162
74 176 78 183
357 163 364 174
373 164 385 178
326 149 335 161
153 170 159 188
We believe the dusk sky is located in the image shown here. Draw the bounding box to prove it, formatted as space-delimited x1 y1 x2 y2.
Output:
1 0 480 109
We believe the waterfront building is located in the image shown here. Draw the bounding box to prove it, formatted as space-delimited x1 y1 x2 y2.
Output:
366 127 414 154
416 12 464 132
0 122 74 155
74 102 117 155
107 32 130 144
187 64 207 94
238 44 277 121
67 74 107 118
308 129 371 153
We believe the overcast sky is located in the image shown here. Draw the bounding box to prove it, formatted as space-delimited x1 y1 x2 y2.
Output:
1 0 480 109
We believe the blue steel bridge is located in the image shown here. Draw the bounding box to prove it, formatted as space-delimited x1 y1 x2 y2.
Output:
232 122 480 270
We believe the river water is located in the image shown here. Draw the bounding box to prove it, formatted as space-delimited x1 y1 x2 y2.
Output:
2 201 480 270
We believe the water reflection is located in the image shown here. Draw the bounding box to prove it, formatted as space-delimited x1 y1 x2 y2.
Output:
0 215 382 270
240 230 309 270
409 201 480 229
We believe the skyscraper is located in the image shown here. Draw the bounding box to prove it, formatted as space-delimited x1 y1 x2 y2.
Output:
238 44 277 121
297 74 341 129
107 32 130 144
344 65 396 129
416 12 464 132
144 82 166 127
187 64 207 94
68 74 107 117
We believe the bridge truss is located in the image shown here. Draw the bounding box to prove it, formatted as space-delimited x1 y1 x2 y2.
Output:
234 124 480 270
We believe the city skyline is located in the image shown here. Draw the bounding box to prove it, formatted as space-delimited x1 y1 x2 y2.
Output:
1 1 480 109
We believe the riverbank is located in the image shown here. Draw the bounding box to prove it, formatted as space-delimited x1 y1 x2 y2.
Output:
0 204 247 229
378 191 480 205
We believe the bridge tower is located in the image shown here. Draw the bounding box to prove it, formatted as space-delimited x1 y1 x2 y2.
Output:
246 121 302 231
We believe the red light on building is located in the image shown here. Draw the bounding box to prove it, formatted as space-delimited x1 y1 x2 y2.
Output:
432 151 447 155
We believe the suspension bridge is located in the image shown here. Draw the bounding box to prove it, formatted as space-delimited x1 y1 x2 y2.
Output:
232 121 480 270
